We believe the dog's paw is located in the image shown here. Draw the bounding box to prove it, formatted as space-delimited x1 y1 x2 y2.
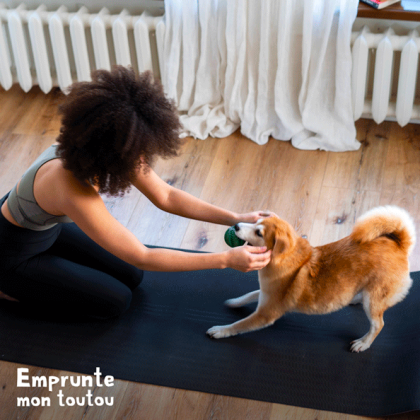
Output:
350 338 371 353
206 325 232 339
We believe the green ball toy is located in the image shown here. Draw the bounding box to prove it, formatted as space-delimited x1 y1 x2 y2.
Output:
224 226 246 247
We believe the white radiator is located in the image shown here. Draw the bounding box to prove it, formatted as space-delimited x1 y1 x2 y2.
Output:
351 25 420 127
0 4 165 93
1 5 420 128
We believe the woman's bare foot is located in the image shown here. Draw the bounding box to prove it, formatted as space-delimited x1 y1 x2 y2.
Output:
0 291 18 302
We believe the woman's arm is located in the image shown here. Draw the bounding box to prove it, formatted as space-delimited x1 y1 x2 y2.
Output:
59 171 271 273
132 166 272 225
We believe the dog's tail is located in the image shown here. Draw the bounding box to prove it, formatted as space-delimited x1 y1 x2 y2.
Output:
351 206 416 255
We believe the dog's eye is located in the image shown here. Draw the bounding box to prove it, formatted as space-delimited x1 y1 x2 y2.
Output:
256 230 263 237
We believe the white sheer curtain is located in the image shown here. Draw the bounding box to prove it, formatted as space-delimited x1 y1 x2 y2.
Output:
162 0 360 152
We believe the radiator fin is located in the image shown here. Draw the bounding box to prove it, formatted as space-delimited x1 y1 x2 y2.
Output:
396 31 418 127
8 7 32 92
29 6 52 93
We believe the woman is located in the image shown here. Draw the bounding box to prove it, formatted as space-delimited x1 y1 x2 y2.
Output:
0 66 271 319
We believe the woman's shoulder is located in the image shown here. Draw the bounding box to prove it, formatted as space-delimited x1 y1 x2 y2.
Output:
36 154 99 213
55 161 98 196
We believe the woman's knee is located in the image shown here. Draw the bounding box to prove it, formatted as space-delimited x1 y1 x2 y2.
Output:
124 266 144 290
93 287 133 319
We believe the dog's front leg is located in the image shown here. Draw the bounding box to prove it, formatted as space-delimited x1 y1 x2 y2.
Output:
225 290 260 308
206 307 284 339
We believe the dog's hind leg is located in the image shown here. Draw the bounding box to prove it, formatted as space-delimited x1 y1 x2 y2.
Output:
387 274 413 307
350 292 385 353
225 290 260 308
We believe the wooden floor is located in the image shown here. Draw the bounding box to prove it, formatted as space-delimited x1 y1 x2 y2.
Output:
0 85 419 420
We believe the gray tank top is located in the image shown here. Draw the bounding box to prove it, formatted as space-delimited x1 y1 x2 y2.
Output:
7 144 73 231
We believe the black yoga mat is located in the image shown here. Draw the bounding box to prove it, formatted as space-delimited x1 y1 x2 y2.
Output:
0 258 419 417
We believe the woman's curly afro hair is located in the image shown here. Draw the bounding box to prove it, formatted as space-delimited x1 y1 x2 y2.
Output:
56 66 182 196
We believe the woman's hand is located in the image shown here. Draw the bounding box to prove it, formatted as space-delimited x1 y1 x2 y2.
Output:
234 211 277 224
225 245 272 272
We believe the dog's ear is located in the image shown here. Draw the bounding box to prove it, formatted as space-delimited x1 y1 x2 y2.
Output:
273 231 295 256
273 236 288 255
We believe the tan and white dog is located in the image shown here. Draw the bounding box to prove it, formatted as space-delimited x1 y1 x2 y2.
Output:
207 206 416 352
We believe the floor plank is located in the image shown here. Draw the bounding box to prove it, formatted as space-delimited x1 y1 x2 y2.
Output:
309 186 381 246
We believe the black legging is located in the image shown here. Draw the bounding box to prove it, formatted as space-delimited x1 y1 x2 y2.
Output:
0 193 143 319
